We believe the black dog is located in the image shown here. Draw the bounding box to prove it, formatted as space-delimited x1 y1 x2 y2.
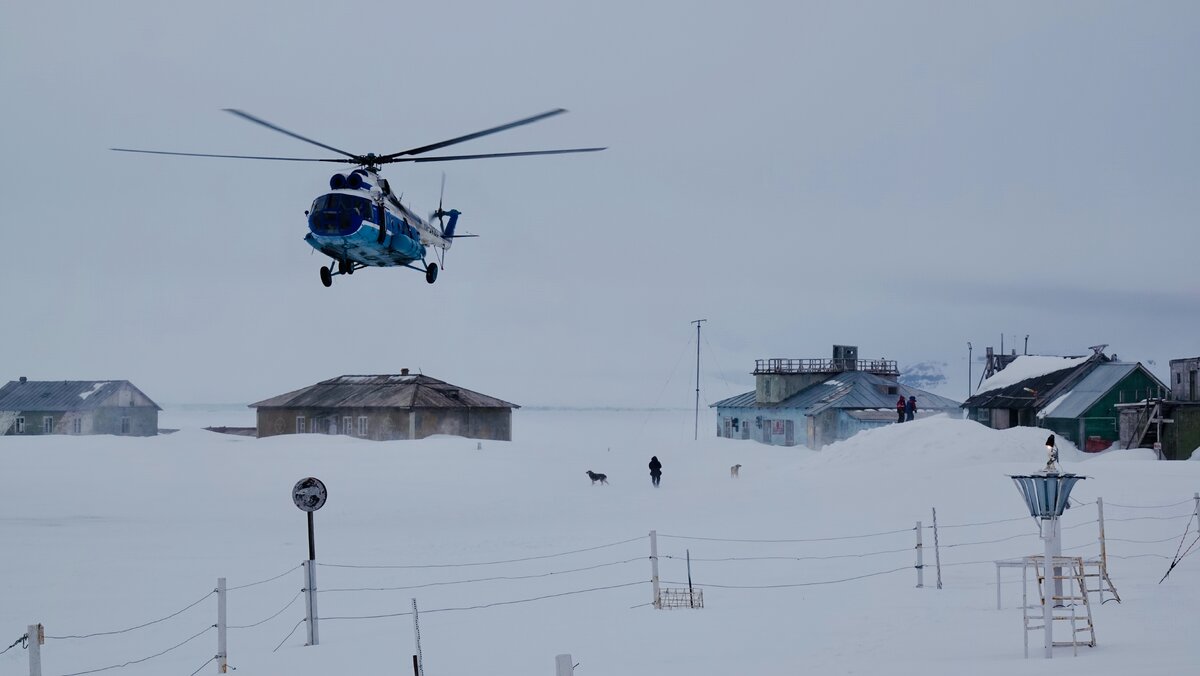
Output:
585 470 608 485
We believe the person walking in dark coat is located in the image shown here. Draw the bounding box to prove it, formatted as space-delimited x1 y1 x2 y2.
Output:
648 456 663 487
896 395 907 423
906 395 917 422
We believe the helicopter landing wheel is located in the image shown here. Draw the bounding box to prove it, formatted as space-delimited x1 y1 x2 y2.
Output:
337 260 350 275
425 263 438 284
320 265 333 288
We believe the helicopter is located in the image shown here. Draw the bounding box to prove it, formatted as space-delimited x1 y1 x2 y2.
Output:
112 109 603 286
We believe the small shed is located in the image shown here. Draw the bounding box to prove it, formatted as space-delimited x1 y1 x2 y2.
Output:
0 377 161 436
249 372 518 441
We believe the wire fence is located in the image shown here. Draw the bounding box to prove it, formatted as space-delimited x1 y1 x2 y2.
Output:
7 493 1197 676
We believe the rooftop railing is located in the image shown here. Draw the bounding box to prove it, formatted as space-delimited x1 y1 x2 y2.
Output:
753 358 898 376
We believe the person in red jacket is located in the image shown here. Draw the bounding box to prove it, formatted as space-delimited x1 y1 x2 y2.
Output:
896 395 907 423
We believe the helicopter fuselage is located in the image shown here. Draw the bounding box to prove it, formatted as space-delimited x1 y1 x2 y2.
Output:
304 169 450 270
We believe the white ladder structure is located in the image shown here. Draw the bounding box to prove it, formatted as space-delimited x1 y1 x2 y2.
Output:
1021 555 1096 657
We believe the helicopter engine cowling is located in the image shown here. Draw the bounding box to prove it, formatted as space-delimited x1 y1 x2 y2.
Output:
329 174 348 190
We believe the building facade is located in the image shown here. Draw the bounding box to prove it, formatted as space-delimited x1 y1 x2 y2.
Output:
250 372 518 441
712 346 962 450
0 378 161 436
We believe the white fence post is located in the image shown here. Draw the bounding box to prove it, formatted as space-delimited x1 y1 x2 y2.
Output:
1096 497 1108 603
931 508 943 590
555 653 573 676
650 530 661 609
915 521 924 588
216 577 227 673
27 624 42 676
304 560 319 646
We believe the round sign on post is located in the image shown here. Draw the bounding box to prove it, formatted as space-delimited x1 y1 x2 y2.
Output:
293 477 327 512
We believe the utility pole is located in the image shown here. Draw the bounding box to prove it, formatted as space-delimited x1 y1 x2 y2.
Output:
967 342 973 400
691 319 707 440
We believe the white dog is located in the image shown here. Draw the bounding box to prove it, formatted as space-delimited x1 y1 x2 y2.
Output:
730 464 742 478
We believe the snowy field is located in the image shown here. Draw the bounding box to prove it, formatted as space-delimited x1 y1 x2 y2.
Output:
3 408 1199 676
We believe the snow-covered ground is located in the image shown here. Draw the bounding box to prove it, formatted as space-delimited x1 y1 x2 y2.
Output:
3 409 1199 676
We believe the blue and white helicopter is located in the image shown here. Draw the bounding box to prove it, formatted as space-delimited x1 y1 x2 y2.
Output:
113 109 603 286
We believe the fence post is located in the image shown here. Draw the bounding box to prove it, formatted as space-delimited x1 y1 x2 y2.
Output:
411 598 424 676
216 577 227 673
650 530 661 609
555 653 573 676
27 624 42 676
931 508 943 590
915 521 924 588
1095 498 1108 603
304 560 319 646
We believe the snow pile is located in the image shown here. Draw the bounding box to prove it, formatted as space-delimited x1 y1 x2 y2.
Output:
78 382 109 400
2 408 1198 676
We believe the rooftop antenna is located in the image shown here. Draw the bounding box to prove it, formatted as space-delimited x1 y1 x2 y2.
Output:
691 319 707 440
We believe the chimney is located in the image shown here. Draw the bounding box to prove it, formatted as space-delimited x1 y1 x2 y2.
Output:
19 376 27 383
401 368 410 375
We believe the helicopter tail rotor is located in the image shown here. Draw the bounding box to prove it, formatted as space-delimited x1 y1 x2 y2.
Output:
430 172 461 238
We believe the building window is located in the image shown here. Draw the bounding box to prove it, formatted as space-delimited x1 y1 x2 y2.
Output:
120 417 130 434
73 418 82 434
14 417 24 434
43 417 54 434
343 416 352 435
296 416 305 433
357 416 368 437
310 418 321 433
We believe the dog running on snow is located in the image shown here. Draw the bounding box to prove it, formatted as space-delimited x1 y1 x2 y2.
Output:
585 470 609 485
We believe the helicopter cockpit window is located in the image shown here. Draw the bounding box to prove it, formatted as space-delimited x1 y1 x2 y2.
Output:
308 193 375 236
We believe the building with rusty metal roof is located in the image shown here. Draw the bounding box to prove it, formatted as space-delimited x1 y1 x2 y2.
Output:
711 346 961 449
248 370 518 441
0 377 161 436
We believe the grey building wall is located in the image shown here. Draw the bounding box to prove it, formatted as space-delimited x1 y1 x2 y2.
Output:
4 407 156 436
256 407 512 441
1170 358 1200 402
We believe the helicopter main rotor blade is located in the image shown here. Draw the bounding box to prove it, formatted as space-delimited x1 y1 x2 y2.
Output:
111 148 350 162
381 109 569 160
387 147 607 163
224 109 360 159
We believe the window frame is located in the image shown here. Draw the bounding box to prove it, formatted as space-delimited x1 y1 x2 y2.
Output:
43 416 54 434
296 416 305 434
14 417 24 434
120 416 130 434
73 417 82 434
357 416 368 437
343 416 353 436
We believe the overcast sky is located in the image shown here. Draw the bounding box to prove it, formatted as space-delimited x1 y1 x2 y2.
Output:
1 1 1196 409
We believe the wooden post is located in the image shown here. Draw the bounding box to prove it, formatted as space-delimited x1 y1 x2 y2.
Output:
217 578 228 673
915 521 924 588
1041 529 1054 659
27 624 42 676
650 530 661 609
555 654 574 676
931 508 943 590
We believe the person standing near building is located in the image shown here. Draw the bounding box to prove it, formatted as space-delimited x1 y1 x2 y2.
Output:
896 395 907 423
906 395 917 422
648 455 663 487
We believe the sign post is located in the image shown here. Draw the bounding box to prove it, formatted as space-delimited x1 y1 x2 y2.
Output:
293 477 327 647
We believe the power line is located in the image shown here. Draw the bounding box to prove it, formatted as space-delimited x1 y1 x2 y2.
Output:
661 566 910 589
227 564 303 592
658 527 914 544
229 591 304 629
319 535 644 569
423 580 646 614
54 624 214 676
1105 499 1194 509
321 557 644 593
662 547 913 563
187 656 216 676
1 632 27 656
47 590 215 640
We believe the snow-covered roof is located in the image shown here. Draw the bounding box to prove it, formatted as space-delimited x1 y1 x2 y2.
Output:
976 355 1090 394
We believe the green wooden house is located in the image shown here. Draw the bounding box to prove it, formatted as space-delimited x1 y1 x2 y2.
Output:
1037 362 1166 451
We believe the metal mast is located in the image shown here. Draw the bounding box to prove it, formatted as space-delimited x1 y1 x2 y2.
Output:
691 319 707 440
